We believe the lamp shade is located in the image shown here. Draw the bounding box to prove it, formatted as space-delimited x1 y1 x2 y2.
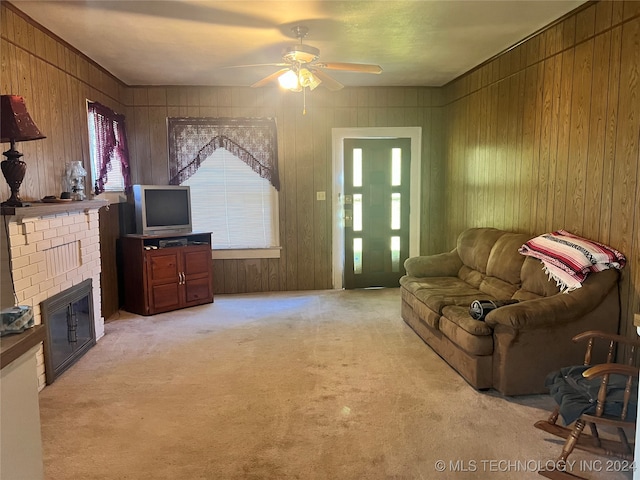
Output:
0 95 46 143
278 70 301 91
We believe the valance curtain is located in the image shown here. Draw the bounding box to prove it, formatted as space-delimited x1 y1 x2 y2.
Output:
167 117 280 190
87 101 132 194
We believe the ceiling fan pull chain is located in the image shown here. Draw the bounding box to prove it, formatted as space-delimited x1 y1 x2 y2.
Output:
303 86 307 115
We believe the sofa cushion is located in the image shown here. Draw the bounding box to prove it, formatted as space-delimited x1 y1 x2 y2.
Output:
479 276 519 299
442 305 493 335
400 276 473 295
457 228 506 274
414 300 441 329
486 232 531 284
439 314 494 356
457 265 485 288
515 257 561 299
415 288 493 315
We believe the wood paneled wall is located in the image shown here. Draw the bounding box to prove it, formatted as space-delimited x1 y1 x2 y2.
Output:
441 0 640 340
124 85 444 294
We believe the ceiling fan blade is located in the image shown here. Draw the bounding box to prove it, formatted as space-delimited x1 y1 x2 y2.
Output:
311 69 344 91
251 69 290 88
315 62 383 74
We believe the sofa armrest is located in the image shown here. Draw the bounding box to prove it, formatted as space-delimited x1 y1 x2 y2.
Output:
485 269 619 330
403 249 463 278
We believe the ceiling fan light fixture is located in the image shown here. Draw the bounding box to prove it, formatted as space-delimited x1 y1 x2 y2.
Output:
299 68 321 90
278 69 300 91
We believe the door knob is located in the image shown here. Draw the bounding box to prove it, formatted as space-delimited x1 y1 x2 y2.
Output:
344 213 353 227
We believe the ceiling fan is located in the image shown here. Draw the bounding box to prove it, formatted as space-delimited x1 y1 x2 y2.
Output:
224 26 382 113
248 26 383 93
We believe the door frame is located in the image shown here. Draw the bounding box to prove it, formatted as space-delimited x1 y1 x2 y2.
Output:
331 127 422 289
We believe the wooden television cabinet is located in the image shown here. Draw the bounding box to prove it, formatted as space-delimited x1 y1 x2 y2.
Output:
121 232 213 316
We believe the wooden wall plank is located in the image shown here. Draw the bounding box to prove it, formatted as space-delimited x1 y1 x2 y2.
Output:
583 31 612 241
564 38 594 235
312 107 330 289
428 106 445 253
99 205 120 319
486 84 499 228
544 54 563 233
600 25 622 245
529 60 545 234
551 48 575 229
536 56 555 234
223 260 238 294
131 106 151 184
518 65 537 231
595 0 613 34
147 106 169 184
575 3 596 43
283 106 298 291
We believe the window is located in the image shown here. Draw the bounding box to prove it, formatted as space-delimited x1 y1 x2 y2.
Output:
167 117 280 258
87 101 131 194
183 148 279 250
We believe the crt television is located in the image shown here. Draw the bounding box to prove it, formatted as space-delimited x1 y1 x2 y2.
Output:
132 184 193 236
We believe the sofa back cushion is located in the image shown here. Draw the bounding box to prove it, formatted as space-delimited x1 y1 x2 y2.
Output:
478 232 531 298
458 265 485 288
514 257 561 299
486 232 531 284
456 228 506 274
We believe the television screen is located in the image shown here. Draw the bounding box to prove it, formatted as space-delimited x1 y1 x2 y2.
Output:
145 189 190 227
132 185 192 235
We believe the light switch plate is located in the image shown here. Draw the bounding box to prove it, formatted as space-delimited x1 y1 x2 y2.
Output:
316 191 326 201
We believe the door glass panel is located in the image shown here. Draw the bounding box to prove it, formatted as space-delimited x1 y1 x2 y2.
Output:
353 238 363 274
391 236 400 272
353 149 362 187
353 194 362 232
391 193 401 230
391 148 402 186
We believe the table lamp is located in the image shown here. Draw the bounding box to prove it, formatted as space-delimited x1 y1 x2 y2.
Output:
0 95 46 207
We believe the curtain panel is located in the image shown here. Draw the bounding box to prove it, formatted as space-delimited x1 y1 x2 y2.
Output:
167 117 280 190
87 102 132 194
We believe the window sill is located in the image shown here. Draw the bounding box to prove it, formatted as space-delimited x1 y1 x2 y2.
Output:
211 247 281 260
94 191 127 204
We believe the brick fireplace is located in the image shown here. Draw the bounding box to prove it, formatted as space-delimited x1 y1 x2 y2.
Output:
1 200 107 389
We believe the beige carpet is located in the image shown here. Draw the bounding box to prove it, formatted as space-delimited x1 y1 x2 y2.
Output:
39 288 632 480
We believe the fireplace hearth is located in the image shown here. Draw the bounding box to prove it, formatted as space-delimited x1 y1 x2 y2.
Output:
41 279 96 384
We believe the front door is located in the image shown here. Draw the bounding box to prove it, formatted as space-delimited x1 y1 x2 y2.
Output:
343 138 411 289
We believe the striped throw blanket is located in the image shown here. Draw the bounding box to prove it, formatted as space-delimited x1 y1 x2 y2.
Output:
518 230 626 293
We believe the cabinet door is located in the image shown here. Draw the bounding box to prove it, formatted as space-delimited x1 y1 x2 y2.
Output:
146 251 181 314
182 247 213 306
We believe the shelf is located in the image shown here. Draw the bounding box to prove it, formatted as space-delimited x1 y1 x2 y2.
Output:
1 199 108 219
0 324 46 370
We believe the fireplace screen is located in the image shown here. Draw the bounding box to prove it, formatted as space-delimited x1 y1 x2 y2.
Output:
41 279 96 384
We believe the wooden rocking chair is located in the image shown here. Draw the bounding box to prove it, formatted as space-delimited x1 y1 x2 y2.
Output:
534 330 640 479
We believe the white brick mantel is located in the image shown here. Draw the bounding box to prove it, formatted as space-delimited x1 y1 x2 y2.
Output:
1 200 107 389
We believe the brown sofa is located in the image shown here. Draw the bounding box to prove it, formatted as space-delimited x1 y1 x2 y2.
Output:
400 227 621 395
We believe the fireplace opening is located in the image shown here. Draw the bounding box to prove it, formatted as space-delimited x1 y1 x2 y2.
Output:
41 279 96 384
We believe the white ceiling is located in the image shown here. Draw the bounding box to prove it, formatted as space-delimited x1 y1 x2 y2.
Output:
11 0 587 88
